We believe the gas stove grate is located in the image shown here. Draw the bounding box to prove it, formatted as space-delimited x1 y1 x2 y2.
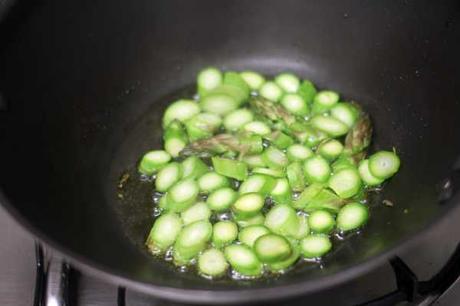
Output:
33 242 460 306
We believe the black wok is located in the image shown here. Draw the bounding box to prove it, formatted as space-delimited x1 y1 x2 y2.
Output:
1 0 460 304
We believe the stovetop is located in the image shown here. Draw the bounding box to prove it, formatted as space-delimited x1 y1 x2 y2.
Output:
1 204 460 306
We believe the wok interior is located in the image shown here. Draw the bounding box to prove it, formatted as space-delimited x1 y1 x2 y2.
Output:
1 0 460 294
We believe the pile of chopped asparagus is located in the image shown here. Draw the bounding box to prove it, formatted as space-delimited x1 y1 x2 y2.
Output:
138 68 401 279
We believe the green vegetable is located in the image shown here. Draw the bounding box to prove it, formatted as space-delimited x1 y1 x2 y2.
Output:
223 71 250 100
310 115 349 137
212 157 248 181
287 144 314 162
198 172 230 193
181 202 211 225
275 73 300 93
332 155 358 172
239 174 276 196
281 94 308 116
292 214 310 239
198 248 229 277
232 193 265 218
164 179 200 212
328 167 362 199
181 134 261 158
252 167 285 178
297 80 317 104
155 162 182 192
317 139 344 161
303 155 331 183
140 67 402 279
259 81 283 102
311 90 339 114
185 112 222 141
286 162 306 192
358 159 384 186
267 246 300 272
303 188 345 213
238 225 270 248
300 235 332 258
254 234 292 263
146 213 182 254
162 99 200 128
292 183 324 209
368 150 401 179
212 221 238 248
158 195 169 210
249 96 296 127
308 210 335 234
173 220 213 265
337 202 369 232
242 154 266 169
138 150 171 176
181 156 209 179
200 85 243 115
240 71 266 90
266 131 295 149
271 178 292 204
223 108 254 131
243 121 271 136
330 102 359 128
239 134 264 154
344 114 372 155
265 204 300 237
197 67 223 96
164 120 188 157
235 212 265 227
262 146 288 169
292 124 328 148
206 187 238 212
224 244 263 277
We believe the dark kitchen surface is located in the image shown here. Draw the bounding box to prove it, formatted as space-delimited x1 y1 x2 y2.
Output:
0 205 35 306
1 202 459 306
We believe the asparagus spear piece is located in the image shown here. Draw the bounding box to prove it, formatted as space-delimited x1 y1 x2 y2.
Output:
303 188 348 213
344 113 373 157
180 133 262 158
163 120 188 158
249 96 297 127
